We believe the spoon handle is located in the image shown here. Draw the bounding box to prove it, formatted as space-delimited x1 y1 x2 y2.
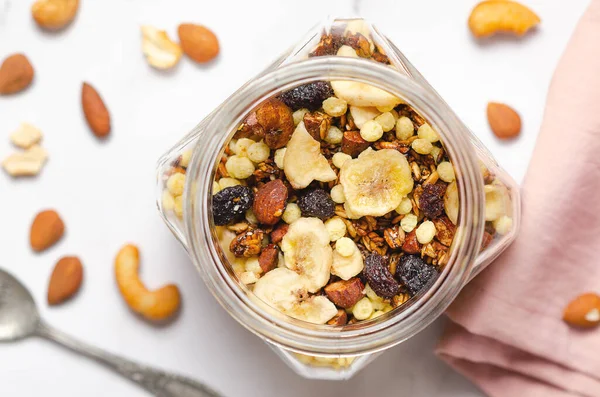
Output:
36 321 222 397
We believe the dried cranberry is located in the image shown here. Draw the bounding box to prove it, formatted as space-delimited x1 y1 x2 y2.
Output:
297 189 335 220
363 253 399 299
212 186 254 226
278 81 333 111
396 255 438 295
419 183 447 219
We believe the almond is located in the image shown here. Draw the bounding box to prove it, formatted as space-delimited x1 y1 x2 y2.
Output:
82 82 111 138
402 230 421 254
324 278 365 309
270 223 289 244
48 256 83 305
253 180 288 225
258 244 279 273
177 24 220 63
341 130 370 157
487 102 521 140
0 54 34 95
326 309 348 326
30 209 65 252
31 0 79 30
563 293 600 328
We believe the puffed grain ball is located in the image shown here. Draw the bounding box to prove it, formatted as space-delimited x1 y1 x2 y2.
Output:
247 141 270 163
180 149 193 168
234 138 255 157
274 148 286 169
174 195 184 218
335 237 356 257
225 155 255 179
375 112 395 132
325 125 344 144
330 184 346 203
360 120 384 142
417 123 439 143
240 271 260 285
416 220 436 244
166 173 186 196
323 97 348 117
376 104 396 113
437 161 455 182
395 116 414 140
337 45 358 57
162 190 175 211
395 197 413 215
245 209 259 224
325 217 347 242
245 257 263 274
218 177 241 188
493 215 513 235
282 203 301 224
411 138 433 155
400 213 418 233
212 181 221 194
332 152 352 169
293 108 309 125
352 297 374 320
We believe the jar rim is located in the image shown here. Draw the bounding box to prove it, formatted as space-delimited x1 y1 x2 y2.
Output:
184 56 485 356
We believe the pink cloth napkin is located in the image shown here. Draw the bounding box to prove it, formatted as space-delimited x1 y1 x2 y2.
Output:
436 2 600 396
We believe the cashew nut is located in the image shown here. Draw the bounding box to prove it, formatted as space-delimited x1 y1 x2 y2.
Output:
468 0 540 38
115 244 181 321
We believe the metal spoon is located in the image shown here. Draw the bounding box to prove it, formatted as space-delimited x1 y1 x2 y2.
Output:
0 269 222 397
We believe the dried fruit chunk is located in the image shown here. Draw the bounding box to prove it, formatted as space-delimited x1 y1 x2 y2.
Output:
212 185 254 226
10 123 42 149
331 81 401 108
283 122 336 189
469 0 540 38
81 82 111 138
281 217 332 293
363 253 399 299
341 130 370 157
141 25 183 70
31 0 79 30
48 256 83 305
258 244 279 273
279 81 333 111
563 293 600 328
256 99 295 149
485 184 511 221
324 278 365 309
349 106 380 129
297 189 335 220
487 102 522 139
397 255 438 295
177 23 219 63
115 244 180 321
444 180 459 225
419 183 447 219
0 54 34 95
2 145 48 177
253 180 288 225
30 209 65 252
230 228 264 258
331 238 364 280
340 149 413 218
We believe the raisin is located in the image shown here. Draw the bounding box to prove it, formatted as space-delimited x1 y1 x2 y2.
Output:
363 253 399 299
419 183 447 219
278 81 333 111
297 189 335 220
212 186 254 226
396 255 438 296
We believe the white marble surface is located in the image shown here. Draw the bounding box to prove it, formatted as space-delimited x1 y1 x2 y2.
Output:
0 0 591 396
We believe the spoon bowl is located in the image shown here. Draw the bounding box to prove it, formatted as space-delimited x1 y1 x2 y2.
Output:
0 269 39 341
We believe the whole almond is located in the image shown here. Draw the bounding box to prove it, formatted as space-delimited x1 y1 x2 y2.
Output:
82 82 111 138
0 54 34 95
30 209 65 252
253 179 288 225
32 0 79 30
178 24 220 63
487 102 521 139
563 293 600 328
48 256 83 305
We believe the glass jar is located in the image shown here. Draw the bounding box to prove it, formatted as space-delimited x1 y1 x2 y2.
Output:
155 18 520 380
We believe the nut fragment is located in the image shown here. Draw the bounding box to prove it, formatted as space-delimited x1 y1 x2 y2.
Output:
177 23 220 63
469 0 540 38
270 223 289 244
0 54 34 95
256 99 295 149
327 309 348 326
402 230 421 254
48 256 83 305
303 111 331 141
487 102 521 140
82 82 111 138
115 244 181 321
253 180 288 225
2 145 48 177
30 209 65 252
10 123 43 149
141 25 183 70
341 131 370 157
563 293 600 328
31 0 79 30
324 278 365 309
230 228 264 257
258 244 279 273
433 216 456 246
383 225 405 249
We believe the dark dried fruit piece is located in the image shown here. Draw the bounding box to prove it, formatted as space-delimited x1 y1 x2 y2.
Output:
303 111 331 141
212 186 254 226
324 278 365 309
230 228 264 257
341 131 370 157
419 183 447 219
255 99 294 149
433 216 456 247
384 225 405 250
402 230 421 254
327 309 348 326
397 255 438 295
278 81 333 111
258 244 279 273
297 189 335 220
270 223 289 244
253 180 288 225
363 253 399 299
